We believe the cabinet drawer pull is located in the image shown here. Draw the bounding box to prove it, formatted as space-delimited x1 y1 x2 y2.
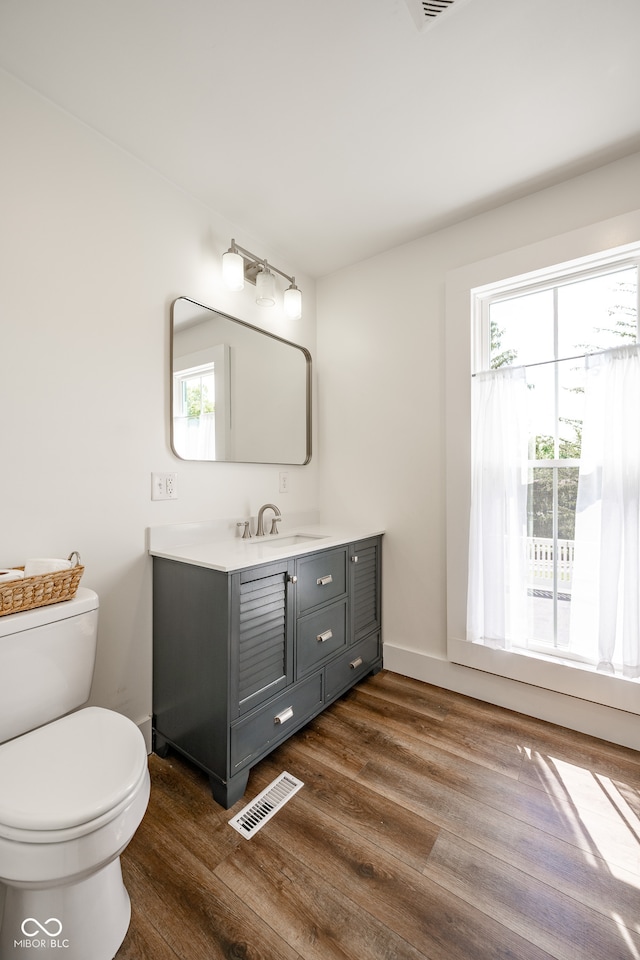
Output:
349 657 363 670
316 629 333 643
274 706 294 725
317 574 333 586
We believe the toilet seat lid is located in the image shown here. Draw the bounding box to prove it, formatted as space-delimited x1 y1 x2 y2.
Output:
0 707 147 831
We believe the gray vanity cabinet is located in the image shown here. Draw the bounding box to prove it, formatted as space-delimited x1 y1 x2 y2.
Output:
152 536 382 808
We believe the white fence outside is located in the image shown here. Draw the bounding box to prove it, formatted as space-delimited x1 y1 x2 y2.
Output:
527 537 575 593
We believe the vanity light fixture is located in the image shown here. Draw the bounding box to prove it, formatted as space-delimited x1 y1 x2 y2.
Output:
221 245 245 291
255 265 276 307
283 281 302 321
222 239 303 319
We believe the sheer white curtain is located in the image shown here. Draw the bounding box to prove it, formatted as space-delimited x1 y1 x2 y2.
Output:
172 413 216 460
570 344 640 677
467 366 529 649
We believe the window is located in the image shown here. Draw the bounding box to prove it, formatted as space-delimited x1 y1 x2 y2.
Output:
173 362 217 459
172 344 230 461
175 364 215 418
471 257 639 671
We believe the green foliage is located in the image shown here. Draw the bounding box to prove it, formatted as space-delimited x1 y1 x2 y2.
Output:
490 319 518 369
600 278 637 342
528 464 579 540
531 420 582 540
533 418 582 461
186 384 214 418
489 273 637 544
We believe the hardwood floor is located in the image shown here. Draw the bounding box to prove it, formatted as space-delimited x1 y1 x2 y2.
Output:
116 671 640 959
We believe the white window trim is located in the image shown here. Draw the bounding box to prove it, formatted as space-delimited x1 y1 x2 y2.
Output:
172 344 231 460
445 209 640 717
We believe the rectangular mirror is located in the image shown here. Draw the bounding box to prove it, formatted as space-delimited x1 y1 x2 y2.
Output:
171 297 312 464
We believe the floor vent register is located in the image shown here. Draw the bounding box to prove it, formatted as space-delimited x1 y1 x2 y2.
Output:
228 772 304 839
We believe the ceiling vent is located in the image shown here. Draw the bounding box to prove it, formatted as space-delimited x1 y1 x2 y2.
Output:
404 0 472 32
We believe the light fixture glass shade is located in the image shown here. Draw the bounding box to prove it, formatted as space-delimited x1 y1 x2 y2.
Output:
255 267 276 307
222 249 245 291
284 283 302 320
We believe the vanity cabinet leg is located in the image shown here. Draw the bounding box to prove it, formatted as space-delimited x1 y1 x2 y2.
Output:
153 730 170 758
209 771 250 809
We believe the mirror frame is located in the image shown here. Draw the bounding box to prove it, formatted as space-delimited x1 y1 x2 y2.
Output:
170 296 312 465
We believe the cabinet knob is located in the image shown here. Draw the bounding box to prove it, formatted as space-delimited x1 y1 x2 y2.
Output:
316 574 333 586
349 657 363 670
316 629 333 643
288 575 298 583
351 555 359 563
274 706 294 725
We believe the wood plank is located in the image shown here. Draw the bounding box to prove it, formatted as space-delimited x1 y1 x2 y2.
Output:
215 833 431 960
252 746 440 872
366 671 640 786
371 672 640 783
425 830 640 960
117 671 640 959
275 716 640 920
519 747 640 821
118 861 182 960
119 785 302 960
141 755 244 872
277 710 370 779
320 695 640 874
218 784 553 960
338 684 524 778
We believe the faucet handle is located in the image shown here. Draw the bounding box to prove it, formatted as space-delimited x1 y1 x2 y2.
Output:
269 517 282 535
237 520 252 539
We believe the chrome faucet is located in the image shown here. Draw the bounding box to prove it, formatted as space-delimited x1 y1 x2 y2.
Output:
256 503 282 537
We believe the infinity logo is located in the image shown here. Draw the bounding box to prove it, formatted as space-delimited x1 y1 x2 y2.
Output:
21 918 63 937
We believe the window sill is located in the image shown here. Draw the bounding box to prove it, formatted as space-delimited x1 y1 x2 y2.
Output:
447 635 640 717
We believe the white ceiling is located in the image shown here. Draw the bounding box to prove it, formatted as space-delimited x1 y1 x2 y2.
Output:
1 0 640 278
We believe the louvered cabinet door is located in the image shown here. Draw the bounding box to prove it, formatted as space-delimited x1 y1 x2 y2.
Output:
349 537 381 644
231 559 295 718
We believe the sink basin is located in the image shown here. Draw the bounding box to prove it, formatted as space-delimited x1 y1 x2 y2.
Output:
248 534 327 548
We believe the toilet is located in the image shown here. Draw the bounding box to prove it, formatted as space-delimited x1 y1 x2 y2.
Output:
0 588 150 960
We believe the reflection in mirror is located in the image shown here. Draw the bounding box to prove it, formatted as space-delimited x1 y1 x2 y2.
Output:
171 297 311 464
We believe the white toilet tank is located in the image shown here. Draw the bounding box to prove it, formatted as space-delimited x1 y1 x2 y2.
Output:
0 587 99 744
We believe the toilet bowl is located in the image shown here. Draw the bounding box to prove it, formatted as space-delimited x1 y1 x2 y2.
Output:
0 590 150 959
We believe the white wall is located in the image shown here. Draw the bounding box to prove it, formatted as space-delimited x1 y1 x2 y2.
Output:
0 71 318 743
5 64 640 755
316 150 640 749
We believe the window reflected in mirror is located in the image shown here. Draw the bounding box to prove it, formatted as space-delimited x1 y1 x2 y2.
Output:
171 297 311 464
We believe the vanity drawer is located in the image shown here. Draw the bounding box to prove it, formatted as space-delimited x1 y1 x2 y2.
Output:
296 600 347 679
325 632 380 701
296 547 347 615
231 672 323 772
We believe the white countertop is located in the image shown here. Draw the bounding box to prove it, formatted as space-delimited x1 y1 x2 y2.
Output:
148 522 384 573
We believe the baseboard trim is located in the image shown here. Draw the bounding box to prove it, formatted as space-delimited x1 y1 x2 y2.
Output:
382 642 640 752
138 715 152 754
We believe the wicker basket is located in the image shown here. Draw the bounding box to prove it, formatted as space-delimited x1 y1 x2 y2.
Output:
0 552 84 617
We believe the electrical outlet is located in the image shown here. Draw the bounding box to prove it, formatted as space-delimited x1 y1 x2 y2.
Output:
151 472 178 500
279 471 289 494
